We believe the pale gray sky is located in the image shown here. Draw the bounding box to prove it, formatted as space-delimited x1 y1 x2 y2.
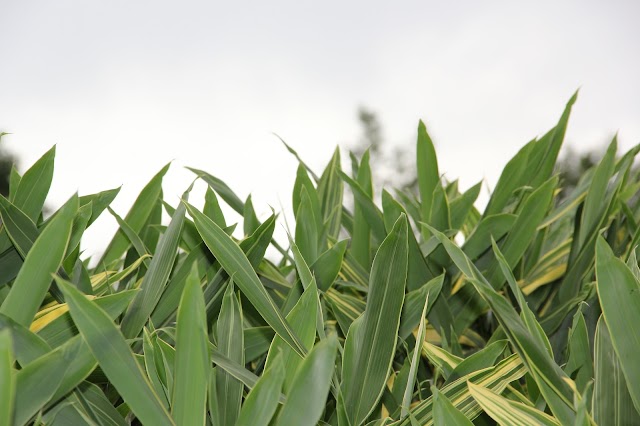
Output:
1 0 639 255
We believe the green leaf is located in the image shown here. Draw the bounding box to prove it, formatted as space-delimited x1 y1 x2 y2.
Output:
143 329 170 409
468 381 561 426
342 215 409 425
351 149 374 268
398 354 526 425
78 186 121 227
563 306 593 394
312 240 348 292
399 274 444 340
187 167 245 215
214 283 244 426
13 346 70 426
106 206 150 261
595 236 640 412
592 315 640 425
237 353 285 426
276 334 338 426
417 120 439 225
401 292 430 418
99 163 169 266
432 386 473 426
450 181 482 231
185 202 306 357
461 213 517 260
578 138 617 248
55 277 174 426
295 188 320 264
12 145 55 222
172 264 209 426
439 340 505 384
0 329 15 426
36 290 137 349
265 278 317 393
0 195 39 258
339 169 385 244
0 194 77 327
428 224 576 424
120 186 188 338
243 194 260 236
317 147 343 241
203 186 226 228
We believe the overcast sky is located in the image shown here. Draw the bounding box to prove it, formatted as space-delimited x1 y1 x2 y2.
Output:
1 0 639 255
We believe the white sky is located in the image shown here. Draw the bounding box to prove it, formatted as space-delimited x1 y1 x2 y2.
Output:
1 0 639 256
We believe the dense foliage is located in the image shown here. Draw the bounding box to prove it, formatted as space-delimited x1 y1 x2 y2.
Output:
1 92 640 425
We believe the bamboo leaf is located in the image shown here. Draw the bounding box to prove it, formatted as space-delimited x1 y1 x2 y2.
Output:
401 292 429 418
265 279 317 393
317 147 343 241
214 283 244 426
185 202 306 357
595 236 640 412
432 386 473 426
99 163 169 266
12 145 55 223
120 187 189 338
417 120 439 225
237 353 285 426
0 194 77 327
342 215 408 425
13 346 69 426
0 329 15 426
468 381 561 426
276 334 338 426
592 315 640 425
55 277 174 426
427 224 577 424
172 264 209 426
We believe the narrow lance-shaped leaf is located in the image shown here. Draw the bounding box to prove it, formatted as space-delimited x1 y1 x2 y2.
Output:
426 224 577 424
276 334 338 426
55 277 174 426
397 354 527 425
592 315 640 425
417 120 439 226
342 214 409 425
214 283 244 426
595 236 640 412
0 329 15 426
99 163 169 266
351 148 373 268
12 145 55 223
317 147 343 241
401 292 429 418
0 194 77 327
236 353 285 426
185 202 306 357
264 277 317 393
13 345 70 426
432 386 474 426
172 264 209 426
468 381 561 426
121 186 189 338
295 188 319 264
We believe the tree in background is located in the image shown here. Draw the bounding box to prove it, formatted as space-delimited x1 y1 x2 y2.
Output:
352 107 418 194
0 132 17 196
